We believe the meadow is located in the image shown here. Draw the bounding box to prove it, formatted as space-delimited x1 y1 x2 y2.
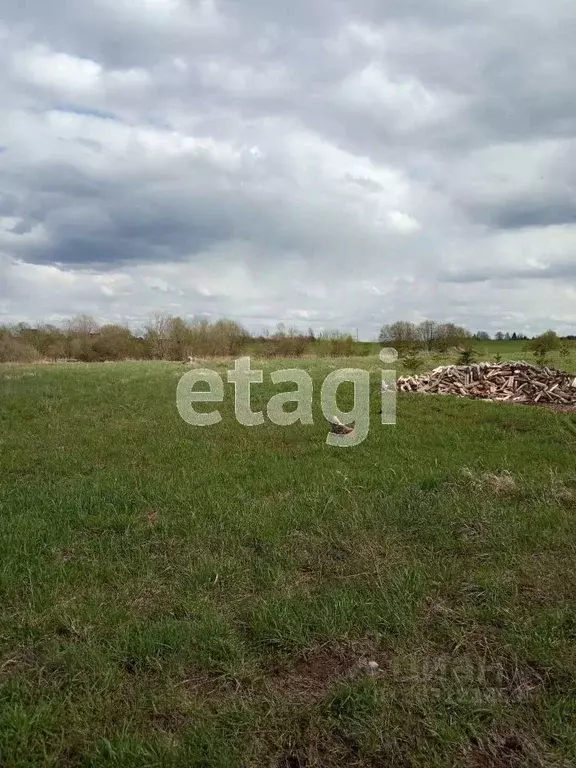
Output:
1 352 575 767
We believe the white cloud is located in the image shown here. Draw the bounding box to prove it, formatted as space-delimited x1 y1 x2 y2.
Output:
337 63 456 131
387 211 421 234
14 46 102 94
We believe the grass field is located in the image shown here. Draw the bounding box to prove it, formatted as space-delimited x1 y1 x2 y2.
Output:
356 340 576 372
1 356 576 767
419 340 576 372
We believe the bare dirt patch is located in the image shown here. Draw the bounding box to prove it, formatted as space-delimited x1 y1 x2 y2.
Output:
178 670 241 699
466 732 540 768
266 646 356 703
265 644 382 705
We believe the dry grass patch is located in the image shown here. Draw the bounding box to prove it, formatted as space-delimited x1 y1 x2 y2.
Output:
461 468 519 496
547 473 576 507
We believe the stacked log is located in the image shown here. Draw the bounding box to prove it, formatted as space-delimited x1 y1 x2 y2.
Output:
397 362 576 406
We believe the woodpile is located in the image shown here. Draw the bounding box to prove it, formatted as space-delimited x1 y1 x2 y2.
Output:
397 362 576 406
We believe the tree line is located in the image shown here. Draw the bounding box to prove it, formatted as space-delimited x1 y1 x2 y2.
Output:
379 322 574 372
0 315 365 363
378 320 560 351
1 315 573 363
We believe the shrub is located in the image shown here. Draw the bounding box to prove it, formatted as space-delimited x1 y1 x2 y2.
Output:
526 330 561 363
456 346 477 366
401 347 424 375
0 337 41 363
92 325 138 361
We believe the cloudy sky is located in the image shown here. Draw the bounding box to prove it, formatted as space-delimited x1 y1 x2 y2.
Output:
0 0 575 338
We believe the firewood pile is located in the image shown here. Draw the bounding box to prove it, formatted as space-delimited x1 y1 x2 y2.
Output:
397 362 576 406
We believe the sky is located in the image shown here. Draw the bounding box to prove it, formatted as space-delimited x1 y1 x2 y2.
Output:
0 0 575 339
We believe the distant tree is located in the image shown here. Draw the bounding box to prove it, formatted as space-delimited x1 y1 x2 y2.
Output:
187 317 211 356
495 332 505 341
475 331 491 341
526 330 561 367
65 315 99 336
92 324 136 360
417 320 439 350
526 330 561 355
436 323 471 351
378 321 418 351
64 314 100 360
211 318 249 356
165 317 191 360
144 313 172 359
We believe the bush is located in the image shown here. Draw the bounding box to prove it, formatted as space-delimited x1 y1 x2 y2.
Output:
68 337 100 362
315 332 355 357
92 325 138 361
526 330 561 363
142 316 250 360
210 319 250 357
263 336 309 358
0 337 40 363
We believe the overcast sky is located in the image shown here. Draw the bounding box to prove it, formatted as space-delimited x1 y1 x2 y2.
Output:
1 0 575 338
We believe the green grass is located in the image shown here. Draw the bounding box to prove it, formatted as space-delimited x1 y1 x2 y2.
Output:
1 358 576 767
396 339 576 373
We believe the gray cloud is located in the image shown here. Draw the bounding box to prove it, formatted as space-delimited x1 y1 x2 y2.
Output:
0 0 575 337
440 259 576 284
480 200 576 231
